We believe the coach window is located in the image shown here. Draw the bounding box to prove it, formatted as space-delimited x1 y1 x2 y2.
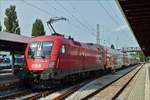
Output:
60 45 66 54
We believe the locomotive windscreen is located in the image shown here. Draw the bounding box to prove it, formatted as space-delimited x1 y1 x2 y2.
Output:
28 41 53 58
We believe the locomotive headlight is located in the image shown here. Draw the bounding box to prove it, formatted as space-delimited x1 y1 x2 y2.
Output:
49 61 55 68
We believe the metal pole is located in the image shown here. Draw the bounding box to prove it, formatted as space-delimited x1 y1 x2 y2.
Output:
49 23 56 34
97 24 100 45
11 52 15 74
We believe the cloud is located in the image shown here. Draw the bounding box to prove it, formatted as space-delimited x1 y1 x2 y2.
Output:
113 24 130 32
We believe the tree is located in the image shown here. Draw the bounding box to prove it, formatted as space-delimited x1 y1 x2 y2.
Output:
0 22 2 31
111 44 115 49
137 51 145 62
130 51 145 62
32 19 45 37
4 5 21 34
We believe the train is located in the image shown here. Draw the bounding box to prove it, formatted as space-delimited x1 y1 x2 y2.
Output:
25 34 139 87
0 55 11 69
0 55 24 70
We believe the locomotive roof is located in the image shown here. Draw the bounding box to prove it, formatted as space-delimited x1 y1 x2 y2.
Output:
31 35 127 54
31 35 100 51
31 35 64 41
104 46 124 55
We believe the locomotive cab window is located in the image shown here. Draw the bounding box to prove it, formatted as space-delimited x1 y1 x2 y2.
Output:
60 45 66 54
28 41 53 58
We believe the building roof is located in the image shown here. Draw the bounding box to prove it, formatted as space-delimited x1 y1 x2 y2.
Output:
0 32 30 43
0 32 31 51
117 0 150 57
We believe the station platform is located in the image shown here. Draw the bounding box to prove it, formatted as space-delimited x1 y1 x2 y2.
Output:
0 69 12 74
65 63 149 100
0 72 19 84
117 63 150 100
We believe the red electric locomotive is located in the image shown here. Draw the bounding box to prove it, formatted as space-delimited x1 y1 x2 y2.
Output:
25 35 106 86
25 34 138 87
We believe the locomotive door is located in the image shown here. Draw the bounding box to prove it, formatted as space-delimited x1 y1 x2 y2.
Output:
57 44 68 69
98 47 104 67
100 48 105 67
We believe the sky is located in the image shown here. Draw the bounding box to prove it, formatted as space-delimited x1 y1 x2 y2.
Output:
0 0 139 49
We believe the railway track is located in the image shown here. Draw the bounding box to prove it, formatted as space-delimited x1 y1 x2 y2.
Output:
0 89 31 99
13 90 51 100
0 64 142 100
0 73 26 91
0 80 20 90
0 87 53 100
0 76 31 99
52 79 94 100
2 75 98 100
13 79 95 100
0 79 31 99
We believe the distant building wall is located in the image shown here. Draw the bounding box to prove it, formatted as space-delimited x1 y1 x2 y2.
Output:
0 51 10 55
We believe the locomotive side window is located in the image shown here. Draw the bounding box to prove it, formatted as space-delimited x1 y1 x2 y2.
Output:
60 45 66 54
